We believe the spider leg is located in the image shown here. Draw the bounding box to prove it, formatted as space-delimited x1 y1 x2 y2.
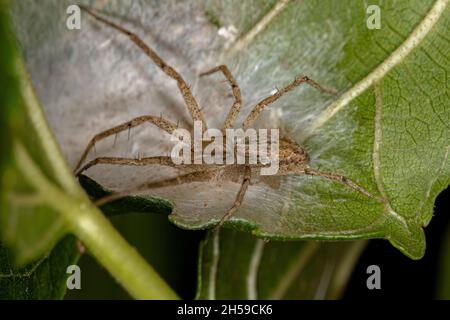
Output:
75 155 186 177
213 165 251 232
79 5 207 128
94 167 222 206
242 76 337 129
74 115 178 172
303 167 383 201
200 65 242 130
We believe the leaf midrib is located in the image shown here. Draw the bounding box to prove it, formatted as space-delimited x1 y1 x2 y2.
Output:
222 0 292 60
300 0 449 140
373 83 407 227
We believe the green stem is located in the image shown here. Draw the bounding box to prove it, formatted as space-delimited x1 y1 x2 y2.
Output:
14 142 179 299
64 199 180 300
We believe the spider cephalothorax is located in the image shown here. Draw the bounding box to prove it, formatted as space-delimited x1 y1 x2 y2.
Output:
75 6 381 231
277 137 310 175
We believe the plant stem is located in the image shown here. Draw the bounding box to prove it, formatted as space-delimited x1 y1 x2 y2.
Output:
15 142 179 299
64 199 180 300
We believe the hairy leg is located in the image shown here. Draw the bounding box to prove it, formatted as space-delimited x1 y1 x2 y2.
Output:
94 167 222 206
200 65 242 130
75 155 184 177
213 165 251 232
242 76 337 129
74 115 178 172
303 167 384 201
93 165 253 229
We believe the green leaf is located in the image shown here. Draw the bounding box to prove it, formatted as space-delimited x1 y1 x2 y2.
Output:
196 229 366 299
176 0 450 260
179 0 450 259
0 236 81 299
11 0 450 260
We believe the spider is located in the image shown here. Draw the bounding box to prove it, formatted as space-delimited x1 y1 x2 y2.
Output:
75 6 382 232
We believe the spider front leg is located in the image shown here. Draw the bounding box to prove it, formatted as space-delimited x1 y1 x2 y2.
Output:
74 115 178 172
242 76 337 129
200 65 242 130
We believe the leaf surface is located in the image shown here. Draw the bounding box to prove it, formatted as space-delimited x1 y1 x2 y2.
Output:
0 236 80 299
10 0 450 259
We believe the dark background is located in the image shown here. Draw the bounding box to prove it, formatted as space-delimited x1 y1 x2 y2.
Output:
67 187 449 300
345 186 450 299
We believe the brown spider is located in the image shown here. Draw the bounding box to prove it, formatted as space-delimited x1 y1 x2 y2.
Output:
75 6 382 232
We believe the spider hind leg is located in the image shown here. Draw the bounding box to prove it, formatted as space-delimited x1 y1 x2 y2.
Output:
303 167 383 201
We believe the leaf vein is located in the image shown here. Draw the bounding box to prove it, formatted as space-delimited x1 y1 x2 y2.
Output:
373 83 408 227
223 0 292 59
300 0 449 140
